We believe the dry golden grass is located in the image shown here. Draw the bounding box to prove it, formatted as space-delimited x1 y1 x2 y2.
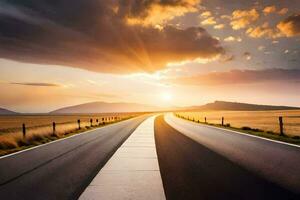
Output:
176 110 300 136
0 113 141 154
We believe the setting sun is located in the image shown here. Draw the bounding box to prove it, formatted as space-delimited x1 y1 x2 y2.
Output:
161 92 173 102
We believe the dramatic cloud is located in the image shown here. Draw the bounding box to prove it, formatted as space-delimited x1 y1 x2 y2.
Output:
214 24 225 29
168 69 300 86
246 22 281 38
224 36 242 42
200 11 212 18
0 0 223 74
221 15 232 20
277 8 289 15
214 24 225 30
125 0 200 26
263 6 276 15
277 14 300 37
9 82 61 87
201 17 217 25
246 14 300 39
231 9 259 30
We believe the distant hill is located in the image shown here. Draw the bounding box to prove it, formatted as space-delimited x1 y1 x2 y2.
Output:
50 102 163 114
0 107 18 115
186 101 300 111
46 100 300 114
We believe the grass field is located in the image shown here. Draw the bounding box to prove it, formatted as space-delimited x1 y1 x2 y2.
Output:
175 110 300 137
0 113 142 156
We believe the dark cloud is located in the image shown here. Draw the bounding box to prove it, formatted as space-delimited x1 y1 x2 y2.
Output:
0 0 223 74
167 68 300 86
277 14 300 37
202 0 300 12
220 54 234 62
119 0 200 21
9 82 61 87
243 52 252 60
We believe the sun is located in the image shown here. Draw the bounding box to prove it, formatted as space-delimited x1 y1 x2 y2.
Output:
161 92 173 102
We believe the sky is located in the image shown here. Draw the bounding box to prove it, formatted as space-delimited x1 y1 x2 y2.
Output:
0 0 300 113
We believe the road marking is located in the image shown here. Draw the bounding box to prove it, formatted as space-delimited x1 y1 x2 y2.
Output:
80 116 166 200
0 117 139 160
169 114 300 148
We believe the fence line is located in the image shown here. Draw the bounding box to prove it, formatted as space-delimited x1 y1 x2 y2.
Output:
175 113 287 136
19 116 124 139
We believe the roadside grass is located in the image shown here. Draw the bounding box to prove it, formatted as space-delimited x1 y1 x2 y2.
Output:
0 117 134 157
174 113 300 146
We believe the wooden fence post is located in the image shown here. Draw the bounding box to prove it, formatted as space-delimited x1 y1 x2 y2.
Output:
205 117 207 123
22 123 26 139
90 119 93 127
53 122 56 135
78 119 81 129
279 116 284 136
222 117 224 126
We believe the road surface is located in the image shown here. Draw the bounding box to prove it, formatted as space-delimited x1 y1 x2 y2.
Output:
0 116 148 200
1 114 300 200
155 114 300 199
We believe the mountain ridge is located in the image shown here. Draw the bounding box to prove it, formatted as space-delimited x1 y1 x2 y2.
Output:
50 101 165 114
0 107 18 115
186 101 300 111
2 100 299 114
50 100 300 114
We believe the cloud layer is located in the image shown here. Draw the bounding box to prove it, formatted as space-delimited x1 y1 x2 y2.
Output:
230 9 260 30
0 0 223 74
277 14 300 37
9 82 61 87
168 68 300 86
125 0 200 26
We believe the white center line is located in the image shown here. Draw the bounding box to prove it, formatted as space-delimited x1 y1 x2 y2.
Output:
80 116 166 200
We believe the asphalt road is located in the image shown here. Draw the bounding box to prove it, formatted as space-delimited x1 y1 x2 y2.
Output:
155 115 300 200
0 116 148 200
